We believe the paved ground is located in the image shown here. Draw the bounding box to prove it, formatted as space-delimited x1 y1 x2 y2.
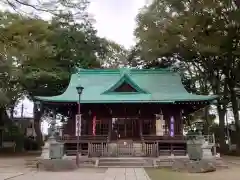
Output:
0 167 30 180
103 168 150 180
2 156 240 180
0 157 32 180
2 168 150 180
0 157 150 180
223 156 240 165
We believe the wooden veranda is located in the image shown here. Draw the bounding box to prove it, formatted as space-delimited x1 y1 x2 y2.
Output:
58 134 215 157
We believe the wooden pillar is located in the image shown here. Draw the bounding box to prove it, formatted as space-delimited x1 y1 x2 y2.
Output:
179 110 183 135
174 110 181 135
63 111 75 136
108 118 112 141
151 118 156 135
81 115 86 135
164 113 170 136
88 115 93 135
139 118 143 139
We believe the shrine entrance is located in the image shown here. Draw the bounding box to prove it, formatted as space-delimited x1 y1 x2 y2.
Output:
112 118 140 140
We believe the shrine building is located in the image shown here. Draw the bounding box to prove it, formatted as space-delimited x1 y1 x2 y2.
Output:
36 68 217 157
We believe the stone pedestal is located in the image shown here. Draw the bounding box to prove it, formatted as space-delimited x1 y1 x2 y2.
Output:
201 141 213 158
171 159 216 173
203 148 212 157
187 160 216 173
187 140 203 161
37 138 77 171
37 159 77 171
40 141 50 159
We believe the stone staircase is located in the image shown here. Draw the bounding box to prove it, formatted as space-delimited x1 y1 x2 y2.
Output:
214 157 229 169
97 158 154 167
24 158 39 169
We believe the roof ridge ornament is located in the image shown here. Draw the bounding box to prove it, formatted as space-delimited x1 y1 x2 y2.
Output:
119 68 131 77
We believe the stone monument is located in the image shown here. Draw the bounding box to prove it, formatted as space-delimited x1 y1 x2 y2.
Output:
37 119 77 171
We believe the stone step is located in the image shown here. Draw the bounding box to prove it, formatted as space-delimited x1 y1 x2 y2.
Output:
98 158 153 167
99 165 153 168
155 157 228 168
24 159 39 168
99 158 148 162
214 158 228 168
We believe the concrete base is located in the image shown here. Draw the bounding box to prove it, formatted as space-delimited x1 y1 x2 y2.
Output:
186 160 216 173
203 148 213 158
202 143 214 159
40 141 50 159
37 137 78 171
38 158 78 171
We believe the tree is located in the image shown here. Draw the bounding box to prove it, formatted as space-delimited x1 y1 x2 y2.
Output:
0 11 105 144
0 12 25 123
1 0 90 20
134 0 240 152
99 39 129 68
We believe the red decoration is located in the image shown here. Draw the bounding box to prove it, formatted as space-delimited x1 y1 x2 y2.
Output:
92 115 96 136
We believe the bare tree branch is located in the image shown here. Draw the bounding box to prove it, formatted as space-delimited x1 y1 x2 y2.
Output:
1 0 90 20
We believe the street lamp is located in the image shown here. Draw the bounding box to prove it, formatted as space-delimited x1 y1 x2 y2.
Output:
76 85 84 166
35 100 41 111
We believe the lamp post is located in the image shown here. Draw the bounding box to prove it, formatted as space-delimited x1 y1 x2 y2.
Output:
76 85 84 166
35 101 41 112
49 118 56 140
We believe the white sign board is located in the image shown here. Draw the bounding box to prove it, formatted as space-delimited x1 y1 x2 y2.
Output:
75 114 82 136
156 119 165 136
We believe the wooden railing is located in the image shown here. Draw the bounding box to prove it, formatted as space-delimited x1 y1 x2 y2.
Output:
142 135 215 143
88 142 108 157
63 134 215 157
142 135 186 142
86 141 186 157
59 135 108 142
60 134 214 144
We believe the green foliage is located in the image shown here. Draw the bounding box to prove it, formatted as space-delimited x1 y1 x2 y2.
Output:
134 0 240 104
0 11 105 105
134 0 240 77
0 9 128 145
2 124 25 151
99 39 130 68
0 10 98 145
133 0 240 151
0 10 128 103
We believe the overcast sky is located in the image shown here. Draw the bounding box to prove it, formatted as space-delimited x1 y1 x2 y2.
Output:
13 0 146 117
88 0 145 48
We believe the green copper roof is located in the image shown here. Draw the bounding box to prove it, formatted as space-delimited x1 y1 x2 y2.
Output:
102 73 149 94
35 68 218 103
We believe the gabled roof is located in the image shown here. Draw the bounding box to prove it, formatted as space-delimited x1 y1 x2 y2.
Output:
102 73 149 94
35 68 218 103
